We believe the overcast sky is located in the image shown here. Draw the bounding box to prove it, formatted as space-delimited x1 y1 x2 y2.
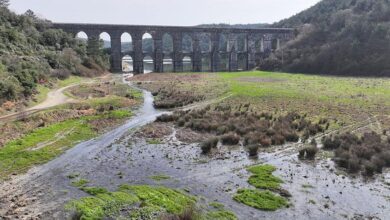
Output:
9 0 320 26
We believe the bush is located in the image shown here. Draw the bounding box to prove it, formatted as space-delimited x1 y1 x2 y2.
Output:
371 156 385 173
51 69 71 80
363 161 376 177
283 131 299 142
259 136 272 147
200 137 219 154
243 132 260 146
298 146 318 160
322 136 341 150
247 145 259 157
381 151 390 166
271 134 285 145
347 157 360 173
220 133 240 145
156 114 177 123
155 107 326 153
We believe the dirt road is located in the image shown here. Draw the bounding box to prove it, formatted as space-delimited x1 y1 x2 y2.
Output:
0 74 111 123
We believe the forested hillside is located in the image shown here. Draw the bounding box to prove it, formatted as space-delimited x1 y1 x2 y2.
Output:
0 2 109 104
261 0 390 76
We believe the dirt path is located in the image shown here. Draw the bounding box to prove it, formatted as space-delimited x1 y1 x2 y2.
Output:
29 85 75 111
0 85 78 123
0 74 111 123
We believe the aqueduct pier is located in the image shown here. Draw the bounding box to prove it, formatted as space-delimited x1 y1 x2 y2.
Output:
53 23 295 74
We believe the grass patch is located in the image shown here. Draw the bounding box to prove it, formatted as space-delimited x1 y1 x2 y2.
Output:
203 210 237 220
0 118 96 179
204 202 237 220
146 138 162 145
233 189 288 211
67 191 140 219
28 84 51 107
71 179 89 187
57 76 84 87
0 109 133 180
247 165 283 191
80 187 109 196
68 184 237 220
149 174 171 181
67 185 196 219
209 202 225 210
234 164 289 211
120 185 196 214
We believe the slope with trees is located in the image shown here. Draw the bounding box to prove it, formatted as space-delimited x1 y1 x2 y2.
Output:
0 1 109 105
261 0 390 76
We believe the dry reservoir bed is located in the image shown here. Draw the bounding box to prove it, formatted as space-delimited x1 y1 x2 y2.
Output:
0 71 390 220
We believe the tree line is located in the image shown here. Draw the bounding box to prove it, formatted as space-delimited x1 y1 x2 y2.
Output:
0 2 109 103
260 0 390 76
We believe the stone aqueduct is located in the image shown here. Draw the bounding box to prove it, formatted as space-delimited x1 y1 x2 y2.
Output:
53 23 295 74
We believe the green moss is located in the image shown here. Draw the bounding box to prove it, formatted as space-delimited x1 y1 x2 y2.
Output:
233 189 288 211
234 164 290 211
66 191 139 219
67 185 198 219
71 179 89 187
149 174 171 181
81 187 109 196
247 165 283 191
119 185 196 214
203 210 237 220
209 202 225 210
204 202 237 220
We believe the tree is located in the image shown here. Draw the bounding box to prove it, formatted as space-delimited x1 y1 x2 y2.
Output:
24 9 36 19
0 0 9 7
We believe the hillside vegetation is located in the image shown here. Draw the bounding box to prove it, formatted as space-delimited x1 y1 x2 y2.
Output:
261 0 390 76
0 4 109 105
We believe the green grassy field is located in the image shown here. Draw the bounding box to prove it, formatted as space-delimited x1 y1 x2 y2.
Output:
215 71 390 130
219 71 390 104
133 71 390 132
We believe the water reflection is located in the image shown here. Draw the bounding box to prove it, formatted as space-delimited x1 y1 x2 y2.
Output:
122 58 210 74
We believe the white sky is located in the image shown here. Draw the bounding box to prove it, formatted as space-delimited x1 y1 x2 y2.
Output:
9 0 320 26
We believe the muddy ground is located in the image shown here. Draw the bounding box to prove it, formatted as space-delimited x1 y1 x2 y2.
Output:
0 79 389 220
